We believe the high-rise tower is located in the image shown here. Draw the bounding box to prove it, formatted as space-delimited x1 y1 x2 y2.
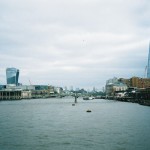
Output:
6 68 19 85
147 43 150 78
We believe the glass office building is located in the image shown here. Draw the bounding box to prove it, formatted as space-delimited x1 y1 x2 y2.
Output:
6 68 19 85
147 43 150 78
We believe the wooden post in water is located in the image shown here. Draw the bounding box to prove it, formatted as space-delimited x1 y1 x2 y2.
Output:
74 93 78 103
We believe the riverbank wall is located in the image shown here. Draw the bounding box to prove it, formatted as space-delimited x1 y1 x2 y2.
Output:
104 96 150 106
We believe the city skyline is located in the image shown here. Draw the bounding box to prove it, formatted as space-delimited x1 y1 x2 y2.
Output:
0 0 150 89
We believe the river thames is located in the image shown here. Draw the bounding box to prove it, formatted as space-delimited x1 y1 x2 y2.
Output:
0 97 150 150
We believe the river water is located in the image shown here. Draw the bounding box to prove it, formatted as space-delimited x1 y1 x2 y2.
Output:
0 97 150 150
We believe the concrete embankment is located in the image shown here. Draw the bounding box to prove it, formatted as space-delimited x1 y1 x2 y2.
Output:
109 97 150 106
0 90 58 100
0 90 22 100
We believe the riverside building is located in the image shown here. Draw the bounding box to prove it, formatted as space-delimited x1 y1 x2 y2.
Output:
6 68 19 86
105 77 128 96
119 77 150 88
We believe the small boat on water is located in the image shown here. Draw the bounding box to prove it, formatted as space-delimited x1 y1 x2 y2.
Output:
86 110 92 112
83 96 95 100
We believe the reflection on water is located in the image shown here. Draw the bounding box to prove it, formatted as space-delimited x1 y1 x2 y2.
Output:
0 97 150 150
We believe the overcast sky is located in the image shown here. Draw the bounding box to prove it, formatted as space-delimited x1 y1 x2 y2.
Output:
0 0 150 90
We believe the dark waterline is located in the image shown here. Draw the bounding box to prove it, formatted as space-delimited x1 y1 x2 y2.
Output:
0 97 150 150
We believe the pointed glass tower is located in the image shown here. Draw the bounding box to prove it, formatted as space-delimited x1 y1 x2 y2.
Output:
147 42 150 78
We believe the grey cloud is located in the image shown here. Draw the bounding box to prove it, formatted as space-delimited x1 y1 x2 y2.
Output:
0 0 150 89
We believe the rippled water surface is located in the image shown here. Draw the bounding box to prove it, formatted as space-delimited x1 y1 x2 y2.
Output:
0 97 150 150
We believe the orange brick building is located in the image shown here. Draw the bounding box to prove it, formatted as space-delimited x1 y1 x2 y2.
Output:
119 77 150 88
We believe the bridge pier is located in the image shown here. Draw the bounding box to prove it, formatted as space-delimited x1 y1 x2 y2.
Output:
75 96 77 103
74 93 78 103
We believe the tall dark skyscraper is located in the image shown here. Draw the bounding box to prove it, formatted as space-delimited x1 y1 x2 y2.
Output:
147 43 150 78
6 68 19 85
